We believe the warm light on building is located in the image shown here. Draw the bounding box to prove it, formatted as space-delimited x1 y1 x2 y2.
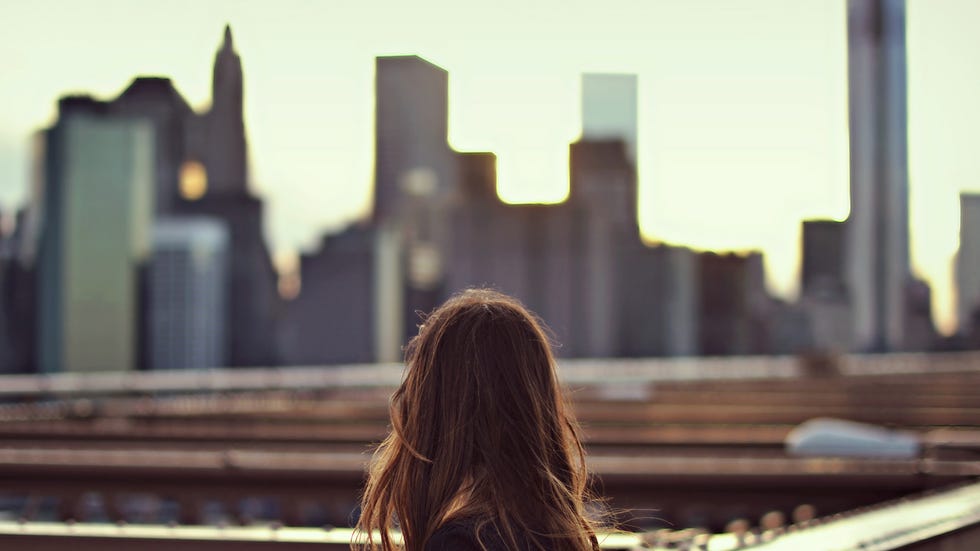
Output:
179 160 207 200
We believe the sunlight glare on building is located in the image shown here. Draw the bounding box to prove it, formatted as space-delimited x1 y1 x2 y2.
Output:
179 160 208 201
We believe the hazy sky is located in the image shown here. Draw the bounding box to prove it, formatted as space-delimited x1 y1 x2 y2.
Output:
1 0 979 334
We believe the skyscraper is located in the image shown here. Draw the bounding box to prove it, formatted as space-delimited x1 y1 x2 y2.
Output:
800 219 852 352
618 243 700 357
0 221 15 372
373 56 456 224
279 224 376 365
568 139 635 357
581 74 638 163
173 26 281 367
111 77 195 214
698 252 764 356
845 0 911 352
149 217 229 370
3 208 37 373
372 55 458 359
956 193 980 336
446 152 531 302
802 220 847 299
27 25 277 372
36 105 154 372
206 25 249 196
176 194 279 367
566 74 646 357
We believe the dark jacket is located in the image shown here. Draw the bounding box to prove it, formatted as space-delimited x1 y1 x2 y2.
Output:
424 520 542 551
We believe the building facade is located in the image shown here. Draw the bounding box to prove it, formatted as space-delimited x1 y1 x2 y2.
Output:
446 152 531 302
373 56 459 357
845 0 911 352
205 26 249 197
373 56 457 225
581 73 638 163
27 26 278 373
149 217 229 370
957 194 980 336
279 224 376 365
37 110 154 372
800 219 852 352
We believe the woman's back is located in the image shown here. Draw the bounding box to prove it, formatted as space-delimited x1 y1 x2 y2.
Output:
424 518 549 551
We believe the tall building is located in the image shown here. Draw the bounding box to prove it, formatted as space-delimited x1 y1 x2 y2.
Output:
446 152 531 301
175 26 279 367
845 0 911 351
568 139 636 357
111 77 195 214
36 106 154 372
578 73 639 237
2 208 37 373
373 56 456 224
177 194 279 367
564 73 641 357
618 243 700 357
522 200 586 357
443 79 641 359
767 299 814 355
441 73 645 358
26 26 277 371
149 217 228 370
205 25 249 196
373 55 458 357
956 193 980 336
16 132 47 268
279 224 376 365
698 252 767 356
801 220 848 299
581 74 638 163
800 219 852 352
904 277 936 351
119 26 278 367
0 218 14 372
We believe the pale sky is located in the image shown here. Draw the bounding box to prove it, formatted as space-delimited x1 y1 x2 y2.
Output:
1 0 979 335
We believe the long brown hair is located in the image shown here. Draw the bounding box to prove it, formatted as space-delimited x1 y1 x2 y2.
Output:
356 288 601 551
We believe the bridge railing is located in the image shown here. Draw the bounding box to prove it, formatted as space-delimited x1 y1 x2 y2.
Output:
2 350 980 399
2 480 978 551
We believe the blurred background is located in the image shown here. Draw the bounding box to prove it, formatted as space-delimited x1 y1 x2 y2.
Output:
1 0 979 549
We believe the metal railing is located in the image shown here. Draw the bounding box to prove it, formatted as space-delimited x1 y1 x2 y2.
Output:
2 480 979 550
2 351 980 399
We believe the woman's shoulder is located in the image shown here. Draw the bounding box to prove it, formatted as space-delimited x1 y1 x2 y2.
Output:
425 520 483 551
424 519 525 551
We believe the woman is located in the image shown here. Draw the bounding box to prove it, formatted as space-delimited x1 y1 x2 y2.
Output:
356 289 602 551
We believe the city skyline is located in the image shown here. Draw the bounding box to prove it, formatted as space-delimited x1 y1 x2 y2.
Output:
2 1 980 334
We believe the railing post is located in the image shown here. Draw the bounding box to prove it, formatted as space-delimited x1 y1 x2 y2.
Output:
105 492 126 523
177 495 205 526
57 492 82 522
282 499 307 527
